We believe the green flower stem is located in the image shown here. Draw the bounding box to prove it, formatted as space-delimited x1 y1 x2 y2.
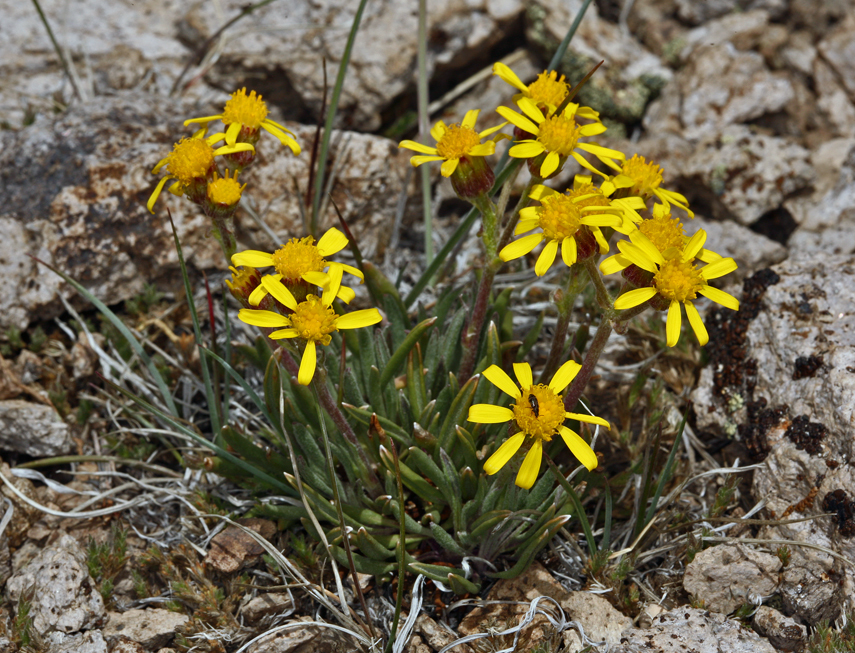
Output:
562 313 612 413
274 344 382 496
458 257 501 383
545 454 597 556
614 302 651 325
583 257 613 311
472 194 499 258
210 213 238 264
539 264 586 383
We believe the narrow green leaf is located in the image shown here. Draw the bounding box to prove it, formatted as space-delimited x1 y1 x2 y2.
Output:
429 522 466 556
438 375 478 450
490 515 570 579
380 317 436 389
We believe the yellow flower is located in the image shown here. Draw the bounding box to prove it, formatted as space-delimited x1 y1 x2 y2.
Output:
599 204 721 276
497 97 624 178
231 228 362 306
499 183 624 276
238 277 381 385
147 134 254 213
601 154 693 217
468 361 607 489
207 169 245 206
493 63 571 114
398 109 507 177
613 229 739 347
184 88 301 154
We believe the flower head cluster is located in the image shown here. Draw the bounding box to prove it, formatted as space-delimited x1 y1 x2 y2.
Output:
493 62 571 114
238 276 381 385
468 362 608 489
602 154 693 217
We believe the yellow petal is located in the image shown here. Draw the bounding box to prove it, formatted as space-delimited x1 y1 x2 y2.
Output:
565 412 610 428
298 341 317 386
599 254 629 275
147 175 173 213
336 284 356 304
683 229 706 260
269 327 299 339
534 239 558 276
247 284 268 306
493 62 528 93
509 142 545 160
469 404 515 424
302 270 331 288
700 257 738 281
580 122 607 136
441 158 459 177
571 151 608 179
225 121 241 147
516 439 542 489
321 264 343 305
496 106 539 134
516 97 545 125
410 155 444 167
261 276 298 311
461 109 479 130
559 426 598 471
483 365 521 399
499 233 543 262
317 227 348 256
468 142 495 157
483 432 525 475
399 140 439 155
539 151 561 178
262 123 302 154
232 250 274 268
699 286 740 311
335 308 382 330
338 263 364 281
549 360 580 393
666 301 681 347
628 231 666 267
685 301 709 346
513 362 533 390
561 236 577 267
183 114 223 126
213 142 255 157
576 142 626 161
478 121 508 138
238 309 290 328
514 218 540 235
430 120 447 142
529 184 557 201
151 157 170 174
614 287 657 310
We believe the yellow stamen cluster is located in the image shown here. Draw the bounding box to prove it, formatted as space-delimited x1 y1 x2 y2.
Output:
527 71 569 109
289 295 338 345
271 237 327 281
571 184 612 211
538 193 584 241
167 138 215 184
223 88 268 129
207 169 245 206
511 385 565 439
638 211 684 254
435 124 482 160
654 257 705 302
537 115 582 155
622 154 664 197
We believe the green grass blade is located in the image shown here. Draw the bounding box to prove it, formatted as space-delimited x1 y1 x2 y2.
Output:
644 405 688 526
379 317 436 389
167 212 221 437
310 0 369 235
34 256 179 417
547 0 594 72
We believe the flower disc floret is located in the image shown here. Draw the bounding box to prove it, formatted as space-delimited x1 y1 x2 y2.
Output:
207 169 245 206
538 194 583 241
654 257 705 303
222 88 268 129
537 115 582 156
622 154 663 197
467 362 608 489
167 138 215 183
271 236 328 281
527 70 569 109
435 124 482 160
639 209 684 253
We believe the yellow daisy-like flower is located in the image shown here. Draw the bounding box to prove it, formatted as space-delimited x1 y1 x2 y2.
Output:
601 154 693 217
468 361 608 489
147 133 254 213
207 169 245 207
600 204 721 276
238 277 381 385
497 97 623 179
613 229 740 347
231 228 362 307
493 63 571 114
184 88 301 155
499 183 623 275
398 109 507 177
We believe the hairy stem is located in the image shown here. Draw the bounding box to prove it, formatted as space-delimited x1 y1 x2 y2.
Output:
458 258 500 382
563 314 612 412
539 264 586 383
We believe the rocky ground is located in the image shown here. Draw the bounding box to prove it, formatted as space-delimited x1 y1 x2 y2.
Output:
2 0 855 651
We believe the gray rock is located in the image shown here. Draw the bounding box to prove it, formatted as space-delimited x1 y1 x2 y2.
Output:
245 615 353 653
753 605 807 651
103 609 188 650
644 43 795 141
680 9 770 56
813 58 855 138
0 91 409 331
683 218 787 279
0 399 72 456
683 544 781 614
817 17 855 101
613 607 777 653
675 0 740 25
241 593 294 623
680 125 814 225
560 591 632 647
45 630 108 653
6 533 105 635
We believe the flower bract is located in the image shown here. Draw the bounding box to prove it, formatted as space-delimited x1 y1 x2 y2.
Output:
231 228 362 306
497 97 623 178
613 229 740 346
468 361 608 489
238 277 381 385
184 88 301 155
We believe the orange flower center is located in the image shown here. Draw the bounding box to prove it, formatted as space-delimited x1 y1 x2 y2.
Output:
436 124 481 160
538 193 583 241
167 138 214 184
654 256 705 303
527 71 569 110
622 154 664 198
207 169 245 206
639 211 684 255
